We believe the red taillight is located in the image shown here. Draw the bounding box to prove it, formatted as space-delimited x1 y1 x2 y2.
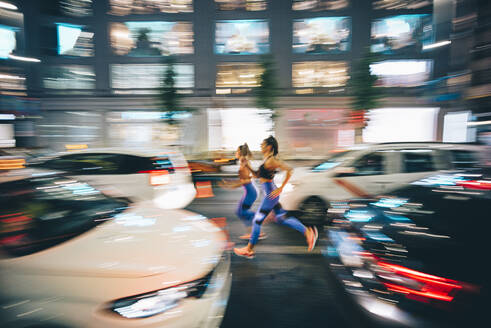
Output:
138 170 170 186
377 261 463 302
355 250 471 303
456 180 491 190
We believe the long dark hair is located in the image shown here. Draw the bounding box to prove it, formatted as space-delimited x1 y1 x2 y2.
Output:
238 143 252 159
264 135 278 156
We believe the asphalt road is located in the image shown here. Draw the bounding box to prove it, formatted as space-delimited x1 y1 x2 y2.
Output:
186 184 365 328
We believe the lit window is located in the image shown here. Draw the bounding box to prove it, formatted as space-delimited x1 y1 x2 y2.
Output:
42 65 95 92
371 14 433 54
293 61 349 88
110 21 194 56
370 60 433 87
293 17 351 54
109 0 193 15
111 64 194 94
0 26 18 59
57 23 94 57
293 0 349 11
373 0 432 10
0 69 26 96
216 63 263 90
215 20 269 55
60 0 93 16
215 0 266 11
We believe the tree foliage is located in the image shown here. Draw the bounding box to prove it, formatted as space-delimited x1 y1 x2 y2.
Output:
348 50 382 111
254 54 279 121
160 56 180 112
158 56 190 125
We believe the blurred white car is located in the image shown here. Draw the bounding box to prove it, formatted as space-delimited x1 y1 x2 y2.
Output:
280 142 483 225
29 148 196 209
0 175 231 328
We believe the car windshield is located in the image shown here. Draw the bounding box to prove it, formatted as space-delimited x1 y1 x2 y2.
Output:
0 176 129 257
312 150 354 172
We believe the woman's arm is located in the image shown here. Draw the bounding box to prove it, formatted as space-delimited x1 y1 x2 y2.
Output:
268 159 293 199
218 179 244 189
243 158 259 178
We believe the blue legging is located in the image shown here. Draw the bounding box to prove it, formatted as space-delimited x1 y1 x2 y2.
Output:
250 181 307 245
235 182 257 227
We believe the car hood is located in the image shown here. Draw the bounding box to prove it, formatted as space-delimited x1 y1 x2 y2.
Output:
1 203 226 279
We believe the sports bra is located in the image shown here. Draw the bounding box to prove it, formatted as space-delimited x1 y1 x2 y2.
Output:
258 156 276 180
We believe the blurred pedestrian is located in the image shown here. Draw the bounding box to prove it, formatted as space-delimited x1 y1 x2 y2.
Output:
234 136 318 259
219 143 266 240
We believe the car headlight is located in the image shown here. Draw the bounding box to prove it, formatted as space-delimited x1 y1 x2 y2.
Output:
111 272 212 319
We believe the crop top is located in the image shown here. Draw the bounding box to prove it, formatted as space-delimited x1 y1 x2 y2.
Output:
258 157 276 180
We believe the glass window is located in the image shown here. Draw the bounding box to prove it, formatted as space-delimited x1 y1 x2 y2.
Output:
110 21 194 56
41 0 93 17
402 150 434 173
371 14 433 54
312 151 353 172
373 0 432 10
370 60 433 87
293 61 349 88
450 150 479 170
293 0 349 11
215 0 266 11
216 63 263 90
46 154 172 175
111 64 194 94
108 0 193 15
352 152 385 176
0 177 127 257
0 25 20 59
57 23 94 57
43 156 83 171
0 68 26 93
42 65 95 91
293 17 351 54
50 153 122 174
215 20 269 55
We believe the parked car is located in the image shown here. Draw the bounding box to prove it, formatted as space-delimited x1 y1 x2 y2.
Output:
0 175 231 328
28 148 196 209
323 170 490 327
279 142 483 225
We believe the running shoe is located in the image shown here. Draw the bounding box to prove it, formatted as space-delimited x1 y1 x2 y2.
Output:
233 246 255 259
307 226 319 252
239 233 267 240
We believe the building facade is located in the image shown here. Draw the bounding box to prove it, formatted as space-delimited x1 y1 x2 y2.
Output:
2 0 471 156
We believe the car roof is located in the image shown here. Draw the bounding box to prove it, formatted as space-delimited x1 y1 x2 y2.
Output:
346 142 481 152
46 148 181 158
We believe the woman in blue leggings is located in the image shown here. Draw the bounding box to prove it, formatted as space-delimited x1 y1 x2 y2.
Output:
234 136 318 259
220 143 265 240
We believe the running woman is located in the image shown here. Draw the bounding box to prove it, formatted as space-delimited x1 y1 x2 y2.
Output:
234 136 318 259
219 143 265 240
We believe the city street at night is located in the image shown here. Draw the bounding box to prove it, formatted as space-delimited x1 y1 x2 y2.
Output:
1 1 490 327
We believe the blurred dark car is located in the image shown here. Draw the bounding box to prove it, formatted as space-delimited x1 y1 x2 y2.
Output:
324 171 490 327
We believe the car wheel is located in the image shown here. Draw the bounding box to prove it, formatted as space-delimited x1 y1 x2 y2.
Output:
299 197 328 227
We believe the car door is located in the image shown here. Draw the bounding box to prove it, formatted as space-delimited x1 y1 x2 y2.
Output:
389 148 440 191
66 153 150 200
331 151 389 198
